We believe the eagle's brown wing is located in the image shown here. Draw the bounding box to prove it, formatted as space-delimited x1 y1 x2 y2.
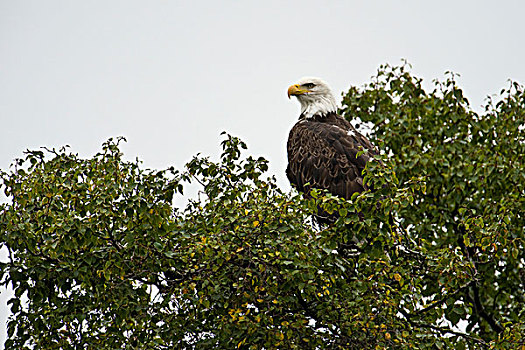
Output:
286 118 374 200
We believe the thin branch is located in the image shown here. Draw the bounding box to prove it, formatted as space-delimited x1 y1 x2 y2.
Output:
423 323 488 347
398 308 488 347
454 215 503 334
413 279 475 316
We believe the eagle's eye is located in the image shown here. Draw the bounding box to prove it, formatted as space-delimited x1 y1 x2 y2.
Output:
303 83 316 89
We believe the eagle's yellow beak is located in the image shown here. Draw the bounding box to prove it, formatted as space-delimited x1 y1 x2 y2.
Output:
287 84 309 99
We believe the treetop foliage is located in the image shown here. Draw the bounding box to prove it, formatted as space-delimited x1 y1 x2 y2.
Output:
1 64 524 349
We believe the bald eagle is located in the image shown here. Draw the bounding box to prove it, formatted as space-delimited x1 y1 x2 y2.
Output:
286 77 377 220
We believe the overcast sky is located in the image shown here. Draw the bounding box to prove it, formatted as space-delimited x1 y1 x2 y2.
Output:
1 1 524 347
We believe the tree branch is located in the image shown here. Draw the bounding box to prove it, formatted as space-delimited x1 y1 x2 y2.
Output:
398 308 488 347
411 279 474 316
469 283 504 333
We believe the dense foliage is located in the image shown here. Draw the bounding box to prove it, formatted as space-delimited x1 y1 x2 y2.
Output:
1 65 524 349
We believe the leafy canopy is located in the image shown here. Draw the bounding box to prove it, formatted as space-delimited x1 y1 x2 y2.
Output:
1 64 524 349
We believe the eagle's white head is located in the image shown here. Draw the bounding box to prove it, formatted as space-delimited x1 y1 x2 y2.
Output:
287 77 338 119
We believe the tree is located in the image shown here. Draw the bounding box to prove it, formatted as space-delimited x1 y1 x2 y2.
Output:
1 64 524 349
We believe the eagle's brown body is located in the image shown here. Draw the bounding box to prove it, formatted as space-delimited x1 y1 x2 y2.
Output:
286 77 377 219
286 111 376 201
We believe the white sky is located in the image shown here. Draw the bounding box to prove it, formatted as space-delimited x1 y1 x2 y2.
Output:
1 1 524 347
